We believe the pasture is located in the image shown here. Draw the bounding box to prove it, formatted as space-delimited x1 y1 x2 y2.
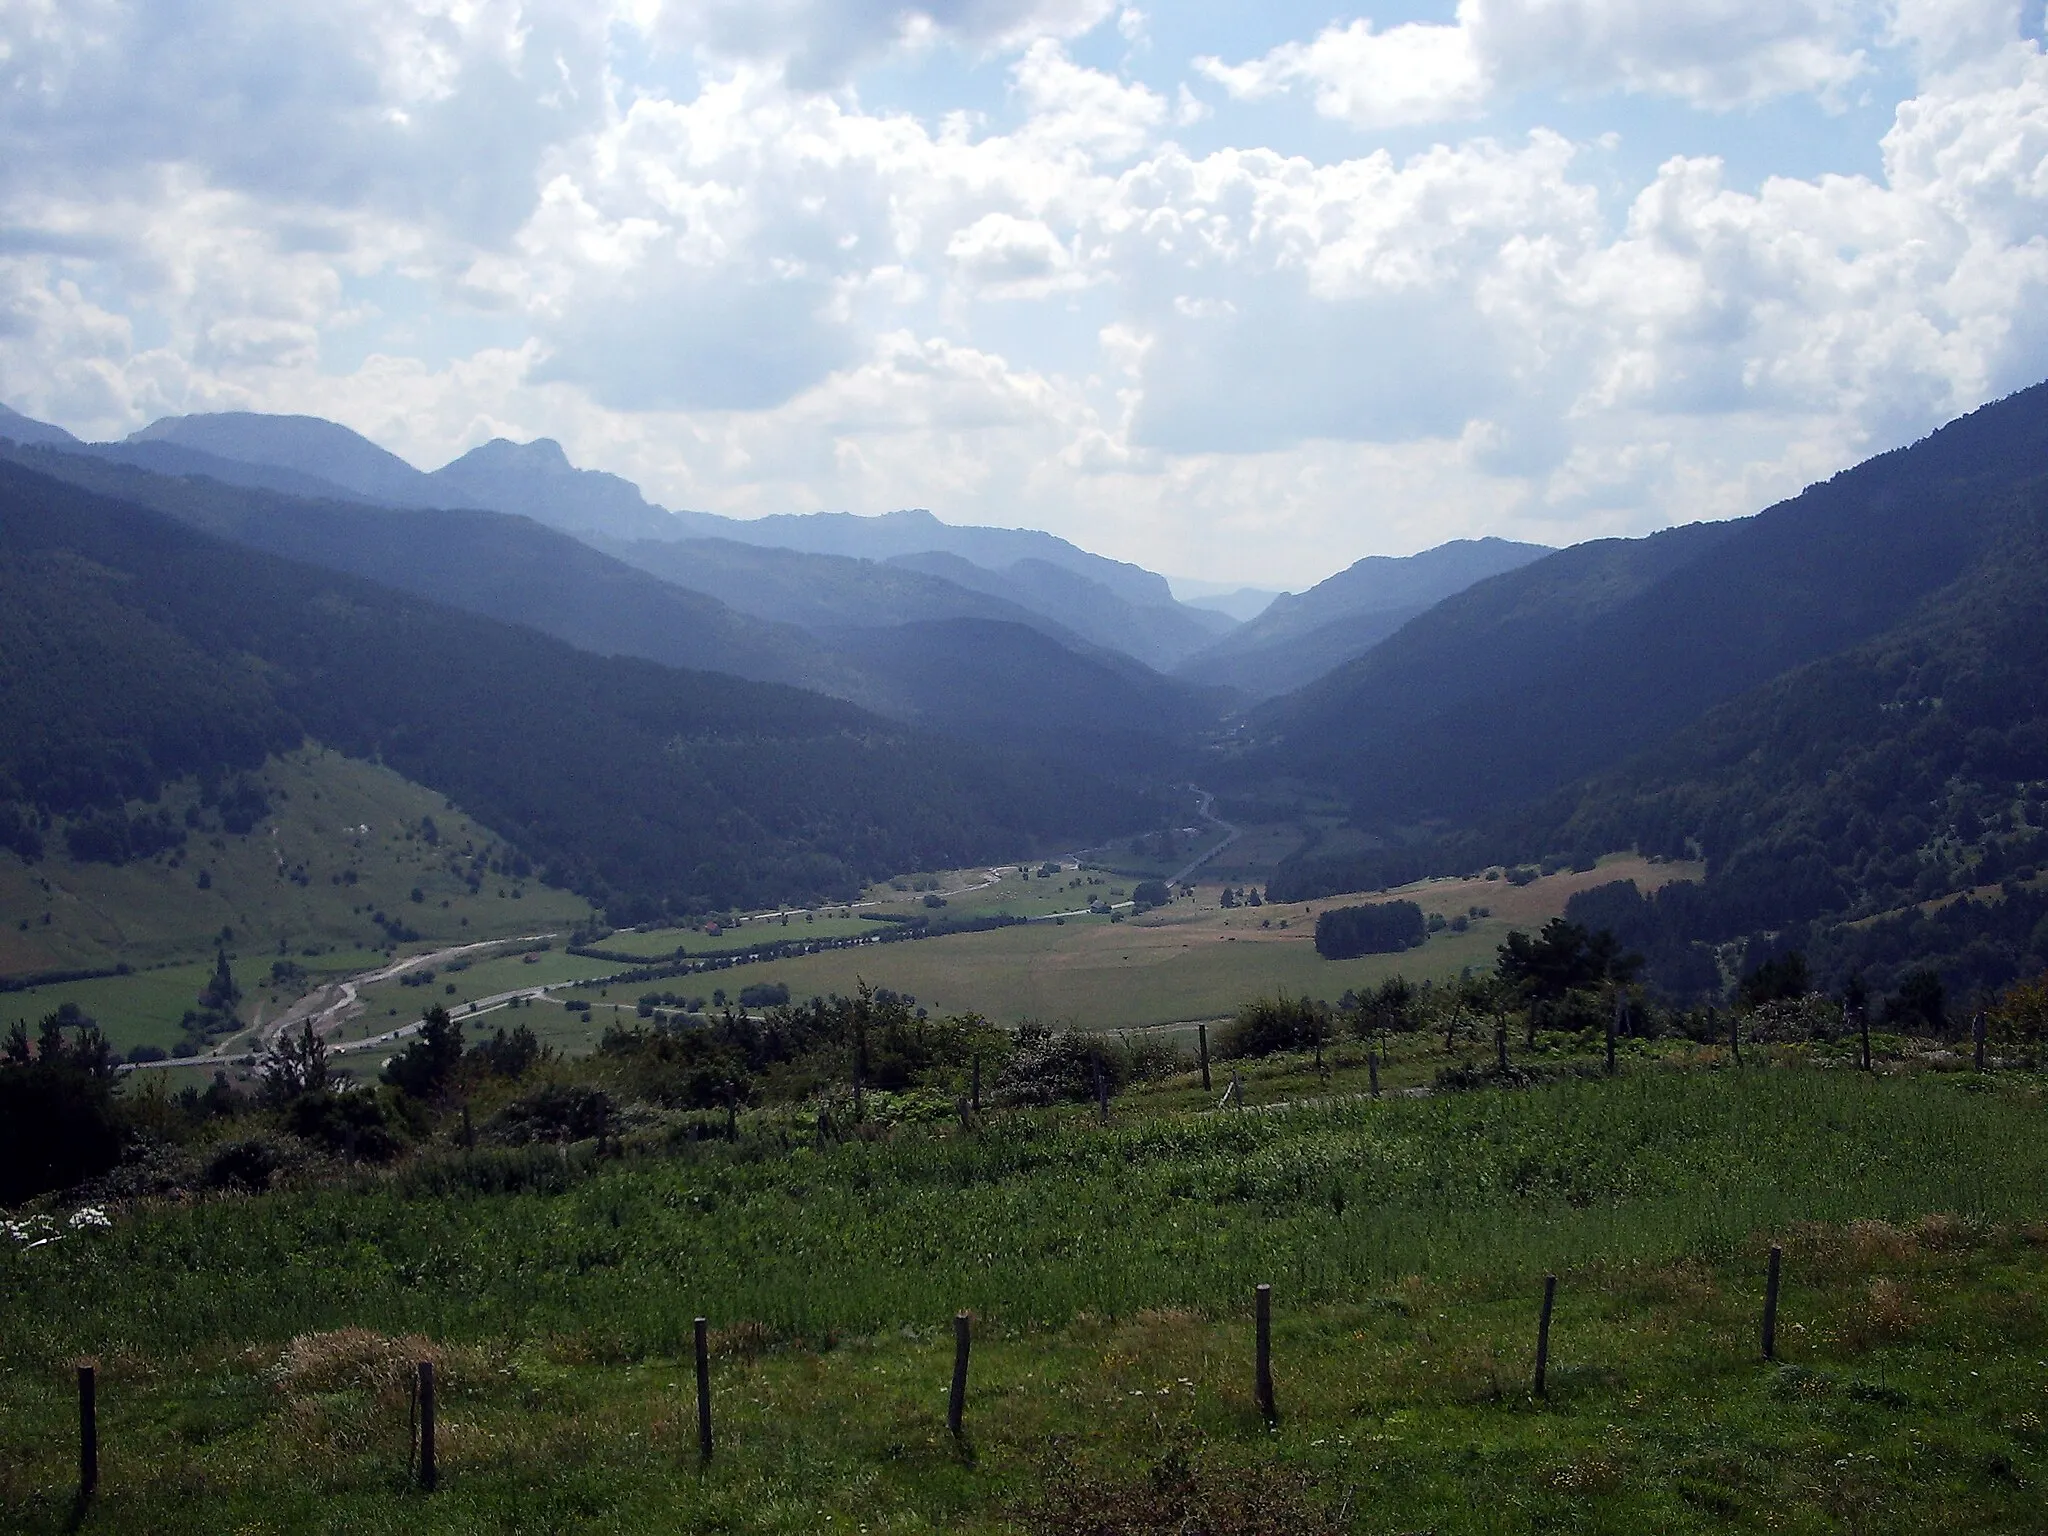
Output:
566 856 1695 1032
2 1063 2044 1532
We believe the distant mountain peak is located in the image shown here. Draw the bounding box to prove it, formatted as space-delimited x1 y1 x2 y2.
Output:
0 401 82 447
446 436 574 471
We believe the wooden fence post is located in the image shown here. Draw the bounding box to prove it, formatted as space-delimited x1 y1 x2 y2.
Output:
417 1360 436 1491
1762 1245 1783 1362
971 1053 982 1113
1494 1012 1509 1073
1606 993 1620 1077
77 1364 97 1502
1858 1005 1872 1073
1094 1055 1109 1123
1232 1070 1244 1110
1534 1274 1557 1399
1729 1009 1742 1069
949 1312 972 1439
1368 1041 1380 1099
695 1317 713 1460
1198 1023 1211 1091
1255 1284 1276 1422
1973 1012 1986 1073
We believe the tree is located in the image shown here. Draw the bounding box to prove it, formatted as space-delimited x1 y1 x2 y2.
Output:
200 944 240 1011
1315 901 1427 958
1737 951 1811 1009
261 1019 329 1102
0 1006 124 1203
381 1005 465 1101
1496 919 1640 1004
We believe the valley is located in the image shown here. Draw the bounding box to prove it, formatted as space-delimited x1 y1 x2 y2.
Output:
7 391 2048 1533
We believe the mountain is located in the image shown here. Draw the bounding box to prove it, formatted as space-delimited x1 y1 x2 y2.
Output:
663 504 1177 611
828 619 1222 773
1247 374 2048 827
1 442 1224 776
1179 586 1281 623
1175 537 1552 699
0 458 1154 919
0 402 80 447
1256 379 2048 1002
593 534 1097 650
130 412 474 507
429 436 678 541
0 443 868 702
887 550 1229 672
111 412 1229 672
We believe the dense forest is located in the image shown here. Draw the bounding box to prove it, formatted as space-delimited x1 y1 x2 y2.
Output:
0 462 1157 919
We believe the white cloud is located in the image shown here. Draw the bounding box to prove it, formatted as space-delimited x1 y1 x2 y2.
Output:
5 2 2048 585
1198 19 1489 130
1202 0 1906 127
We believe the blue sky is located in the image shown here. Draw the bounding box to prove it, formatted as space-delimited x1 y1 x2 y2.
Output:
4 1 2047 587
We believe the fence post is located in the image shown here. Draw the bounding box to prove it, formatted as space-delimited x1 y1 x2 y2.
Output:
1094 1055 1109 1123
694 1317 713 1460
948 1312 972 1439
77 1364 97 1502
1534 1274 1556 1399
1199 1023 1211 1092
971 1053 982 1113
1232 1070 1244 1110
1762 1245 1783 1362
417 1360 436 1491
1606 993 1620 1076
1729 1009 1742 1069
1858 1005 1871 1072
1368 1041 1380 1099
1973 1012 1986 1073
1255 1284 1276 1422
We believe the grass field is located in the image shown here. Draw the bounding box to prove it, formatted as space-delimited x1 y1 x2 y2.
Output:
2 1061 2044 1532
566 856 1696 1030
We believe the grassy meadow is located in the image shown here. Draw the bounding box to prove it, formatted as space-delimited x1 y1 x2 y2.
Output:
563 856 1696 1032
2 1057 2045 1532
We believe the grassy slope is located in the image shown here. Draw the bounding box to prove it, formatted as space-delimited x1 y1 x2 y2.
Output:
0 747 590 1050
2 1062 2045 1532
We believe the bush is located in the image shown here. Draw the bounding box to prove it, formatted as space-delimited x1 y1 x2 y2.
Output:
1314 901 1427 959
284 1089 406 1162
738 982 791 1009
489 1084 621 1145
0 1008 126 1203
203 1136 285 1191
1132 879 1171 909
1219 995 1331 1058
994 1027 1130 1106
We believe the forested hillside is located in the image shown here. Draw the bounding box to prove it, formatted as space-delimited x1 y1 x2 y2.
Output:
1252 381 2048 823
0 462 1155 919
1269 401 2048 1005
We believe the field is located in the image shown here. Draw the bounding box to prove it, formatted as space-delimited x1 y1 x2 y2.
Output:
2 1059 2045 1532
564 856 1696 1030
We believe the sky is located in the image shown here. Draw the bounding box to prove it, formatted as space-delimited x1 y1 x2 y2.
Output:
3 2 2048 588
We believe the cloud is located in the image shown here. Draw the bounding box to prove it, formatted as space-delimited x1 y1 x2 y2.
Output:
641 0 1117 87
1201 0 1904 126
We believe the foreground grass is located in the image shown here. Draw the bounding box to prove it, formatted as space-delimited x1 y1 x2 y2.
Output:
4 1067 2046 1530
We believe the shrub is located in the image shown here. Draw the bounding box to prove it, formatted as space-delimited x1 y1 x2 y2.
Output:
284 1089 406 1162
994 1026 1129 1106
738 982 791 1009
1314 901 1427 959
1219 995 1331 1058
203 1136 285 1191
1132 879 1171 909
489 1084 621 1145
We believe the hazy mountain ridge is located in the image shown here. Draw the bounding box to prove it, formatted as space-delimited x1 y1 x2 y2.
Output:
1176 537 1553 699
0 458 1155 918
887 549 1229 671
